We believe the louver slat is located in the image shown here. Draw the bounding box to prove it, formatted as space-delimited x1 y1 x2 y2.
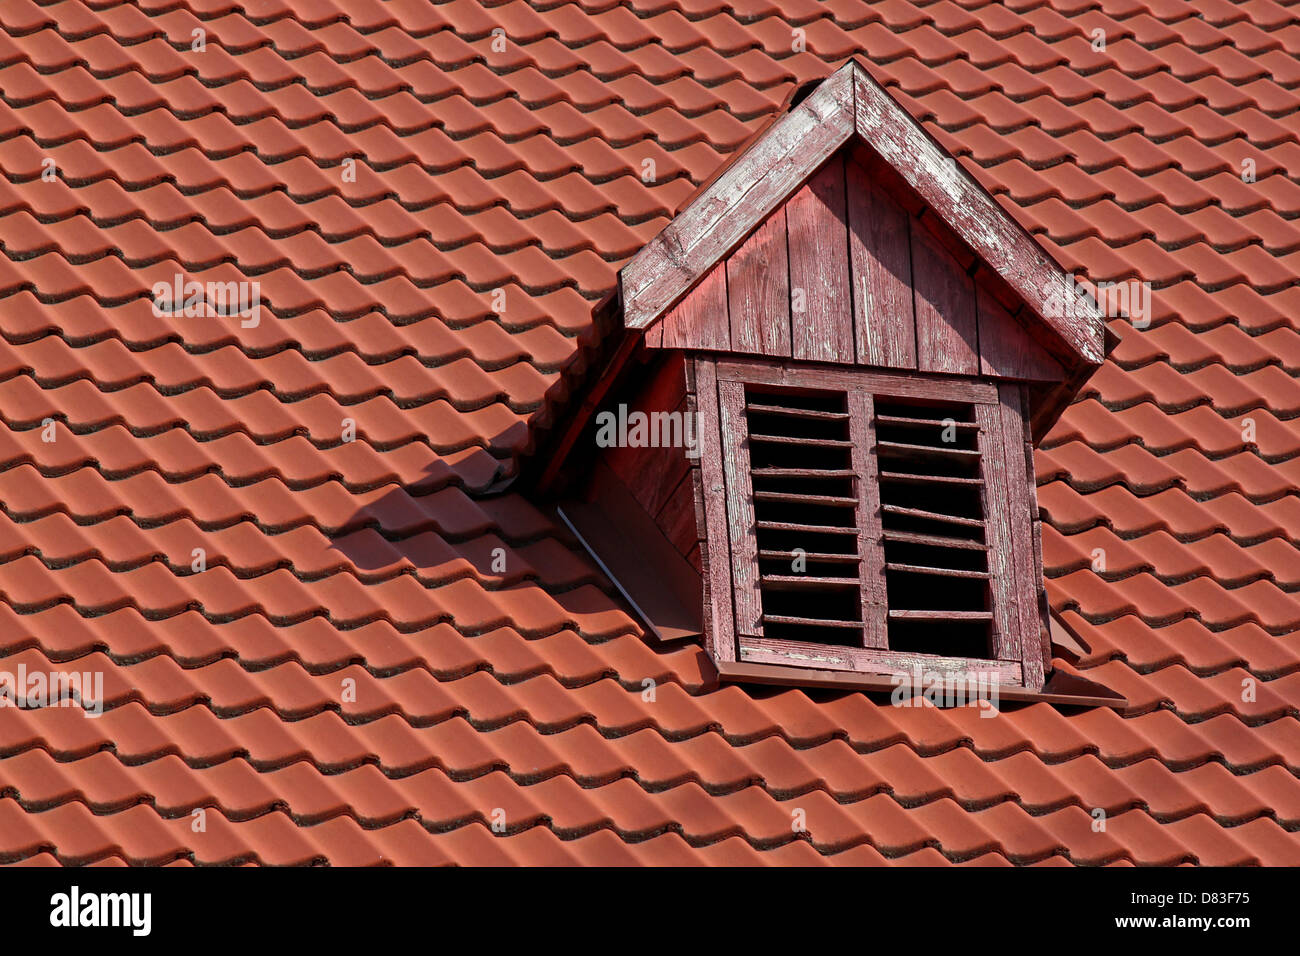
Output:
881 529 988 549
758 550 860 563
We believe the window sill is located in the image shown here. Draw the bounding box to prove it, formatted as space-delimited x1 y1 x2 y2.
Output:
712 659 1127 710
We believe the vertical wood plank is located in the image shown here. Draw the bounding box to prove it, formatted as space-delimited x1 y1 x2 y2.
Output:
717 380 762 636
999 382 1046 689
692 356 737 663
787 158 853 363
974 399 1018 667
976 287 1064 382
727 208 791 357
1021 384 1052 666
661 264 729 351
849 390 888 648
852 63 1104 364
912 222 979 375
847 159 916 369
1026 448 1051 666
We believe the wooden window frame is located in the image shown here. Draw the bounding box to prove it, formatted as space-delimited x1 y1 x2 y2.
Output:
696 355 1047 689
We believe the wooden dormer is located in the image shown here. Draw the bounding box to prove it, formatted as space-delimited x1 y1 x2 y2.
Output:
621 60 1106 435
540 61 1121 707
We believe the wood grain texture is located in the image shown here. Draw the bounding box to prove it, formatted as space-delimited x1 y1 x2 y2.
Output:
1028 482 1051 666
975 398 1019 667
847 158 916 368
715 356 997 404
1022 384 1053 667
911 221 979 375
977 287 1064 382
736 636 1021 683
727 208 792 357
848 390 888 647
622 62 855 331
786 158 853 363
692 356 737 663
851 63 1104 364
661 262 729 350
644 318 663 348
717 379 763 636
997 382 1045 689
715 659 1127 706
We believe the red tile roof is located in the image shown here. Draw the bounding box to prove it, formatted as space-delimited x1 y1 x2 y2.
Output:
1 0 1298 865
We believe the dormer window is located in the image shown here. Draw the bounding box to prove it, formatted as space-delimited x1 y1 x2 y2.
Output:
539 61 1121 705
708 358 1043 689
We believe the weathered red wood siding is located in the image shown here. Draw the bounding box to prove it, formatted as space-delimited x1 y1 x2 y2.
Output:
651 150 1065 384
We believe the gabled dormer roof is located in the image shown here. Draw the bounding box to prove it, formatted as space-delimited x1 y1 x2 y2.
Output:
620 60 1106 371
532 61 1117 494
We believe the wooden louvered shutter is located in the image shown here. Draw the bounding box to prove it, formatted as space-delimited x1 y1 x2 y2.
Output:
976 387 1045 688
718 381 886 648
711 358 1042 687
